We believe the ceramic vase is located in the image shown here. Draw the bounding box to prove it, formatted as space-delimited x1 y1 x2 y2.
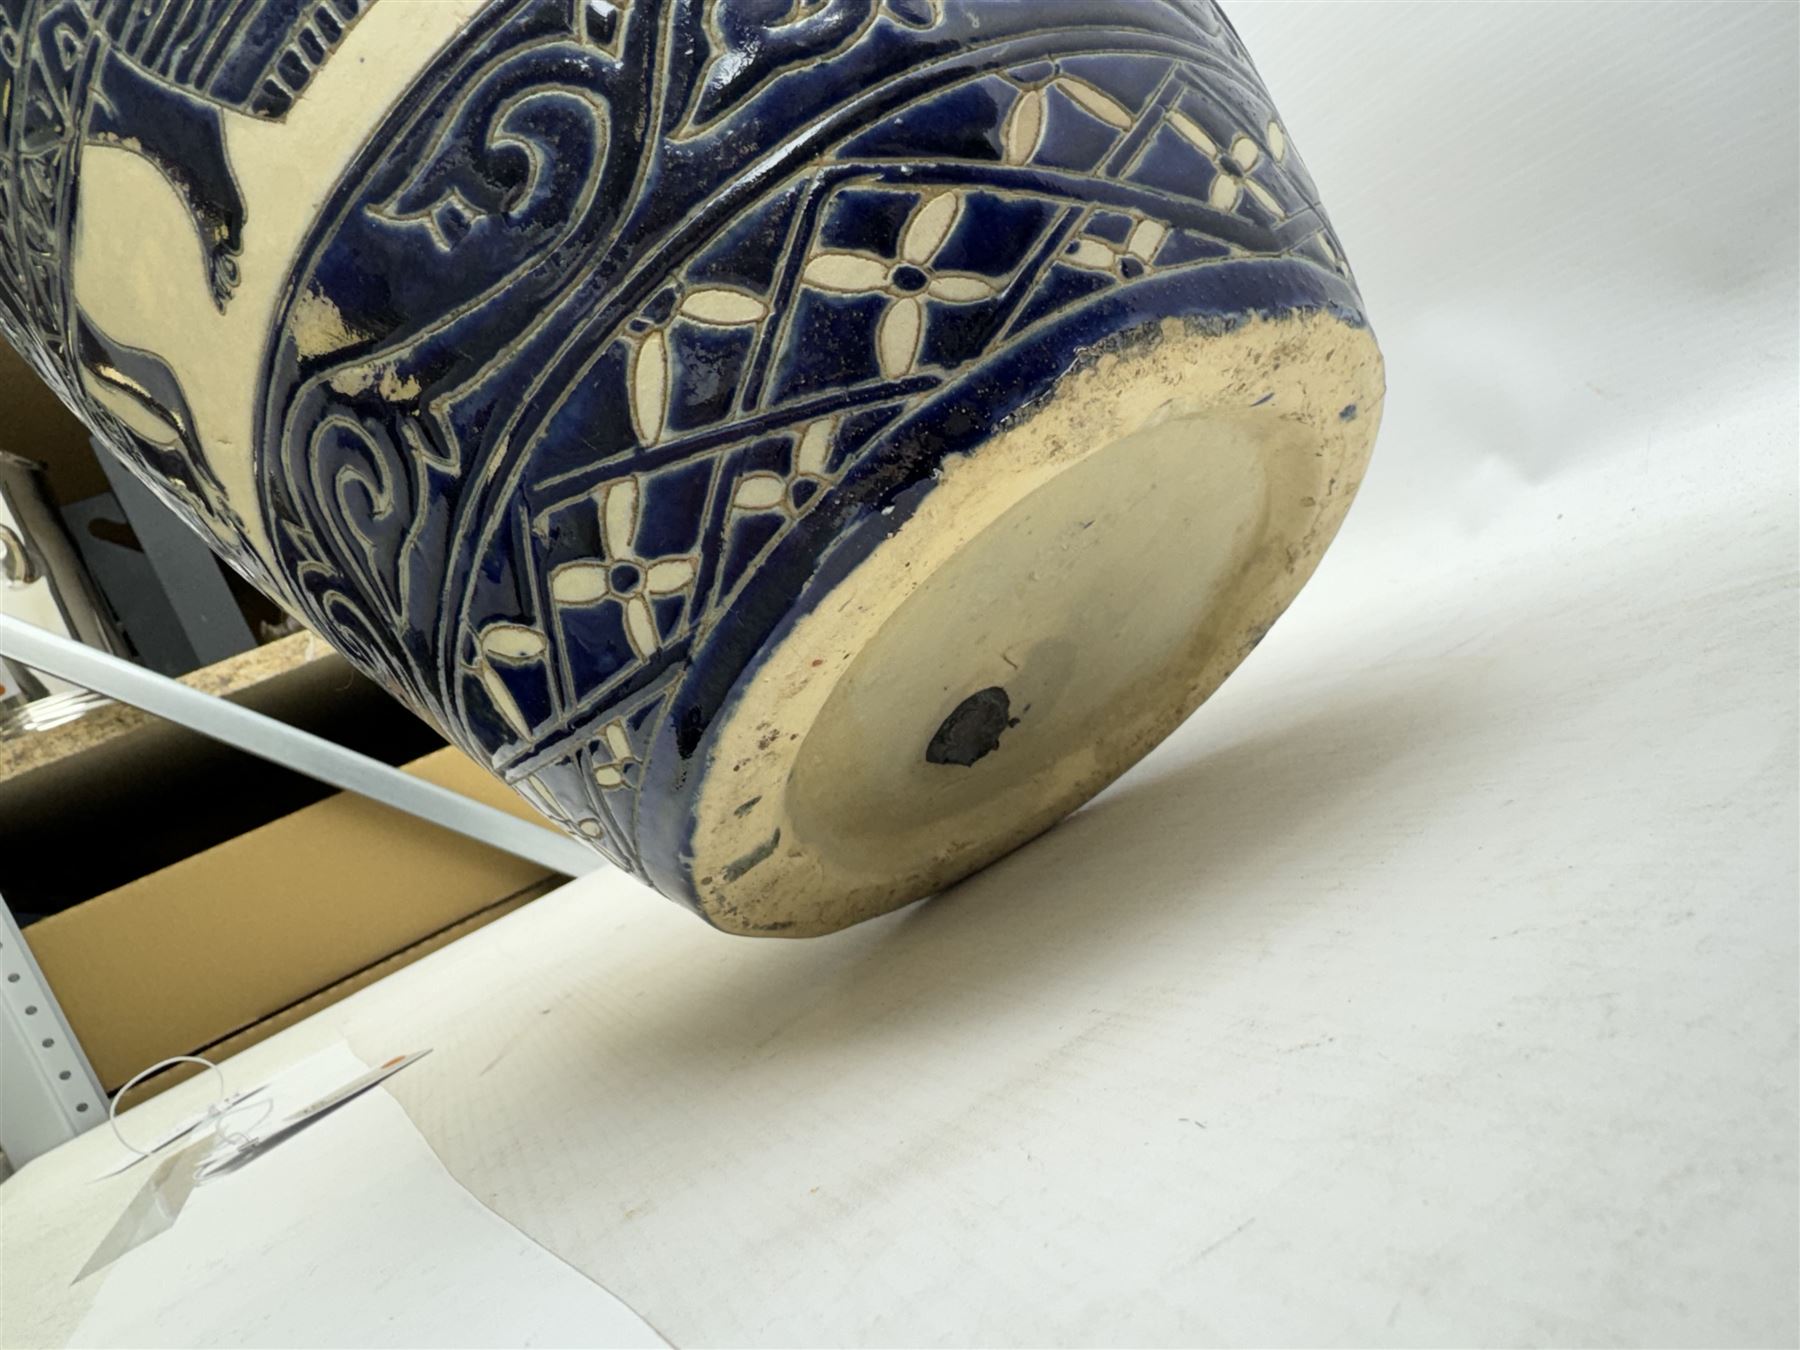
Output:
0 0 1383 934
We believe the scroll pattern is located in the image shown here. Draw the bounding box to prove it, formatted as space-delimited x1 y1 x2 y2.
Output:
259 0 1364 878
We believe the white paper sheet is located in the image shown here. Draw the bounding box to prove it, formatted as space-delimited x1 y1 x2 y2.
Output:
69 1045 665 1350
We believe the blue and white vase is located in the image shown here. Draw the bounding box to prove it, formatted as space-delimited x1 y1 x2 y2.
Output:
0 0 1383 934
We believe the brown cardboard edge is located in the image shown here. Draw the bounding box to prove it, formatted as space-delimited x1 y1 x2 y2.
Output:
27 743 562 1088
110 876 561 1107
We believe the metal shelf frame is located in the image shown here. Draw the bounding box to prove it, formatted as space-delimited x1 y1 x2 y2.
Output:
0 892 108 1167
0 613 596 1166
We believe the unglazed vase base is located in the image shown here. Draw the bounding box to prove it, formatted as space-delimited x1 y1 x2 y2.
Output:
1 1 1385 929
691 310 1382 935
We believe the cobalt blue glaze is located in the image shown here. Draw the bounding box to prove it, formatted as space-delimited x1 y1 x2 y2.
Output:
0 0 1371 920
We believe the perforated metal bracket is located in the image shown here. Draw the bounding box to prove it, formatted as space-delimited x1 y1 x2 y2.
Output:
0 890 107 1168
0 614 599 1169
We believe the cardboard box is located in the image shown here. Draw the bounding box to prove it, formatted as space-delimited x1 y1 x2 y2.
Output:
23 745 565 1092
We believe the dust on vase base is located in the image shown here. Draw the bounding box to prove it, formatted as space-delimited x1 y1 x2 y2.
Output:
0 0 1383 935
692 309 1380 935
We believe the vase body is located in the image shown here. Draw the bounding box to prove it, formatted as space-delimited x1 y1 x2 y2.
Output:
0 0 1382 934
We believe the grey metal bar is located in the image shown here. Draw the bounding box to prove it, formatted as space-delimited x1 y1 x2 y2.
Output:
61 493 203 676
93 446 257 667
0 614 598 878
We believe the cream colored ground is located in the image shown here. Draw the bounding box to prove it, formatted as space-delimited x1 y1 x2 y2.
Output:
691 309 1384 935
69 0 484 573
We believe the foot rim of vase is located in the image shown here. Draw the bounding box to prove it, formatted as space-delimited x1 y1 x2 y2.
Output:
684 306 1384 937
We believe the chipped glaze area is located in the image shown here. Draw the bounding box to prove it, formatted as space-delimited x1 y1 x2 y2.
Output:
0 0 1373 917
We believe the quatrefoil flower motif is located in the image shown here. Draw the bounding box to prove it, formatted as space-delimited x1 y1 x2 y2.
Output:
1002 75 1133 166
802 191 996 378
732 416 839 515
1168 112 1285 218
548 476 696 659
590 718 637 790
1063 217 1169 277
473 621 548 739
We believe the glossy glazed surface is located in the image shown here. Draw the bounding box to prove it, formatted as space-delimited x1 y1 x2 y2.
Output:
0 0 1377 923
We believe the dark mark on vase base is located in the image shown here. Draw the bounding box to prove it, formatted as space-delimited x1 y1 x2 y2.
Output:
927 686 1021 768
720 828 782 882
